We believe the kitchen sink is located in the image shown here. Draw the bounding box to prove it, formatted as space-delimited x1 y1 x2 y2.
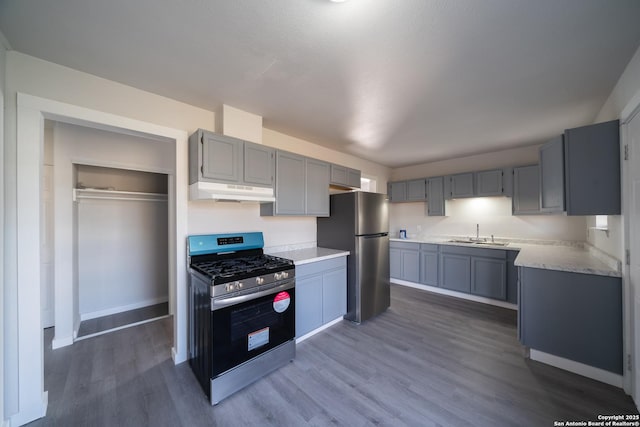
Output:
447 239 508 247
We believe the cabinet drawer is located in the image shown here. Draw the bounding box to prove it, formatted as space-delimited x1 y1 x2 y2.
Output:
420 243 438 252
296 256 346 278
440 245 506 259
390 241 420 250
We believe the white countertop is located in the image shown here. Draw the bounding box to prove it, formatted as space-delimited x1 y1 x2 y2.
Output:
269 247 350 266
390 237 621 278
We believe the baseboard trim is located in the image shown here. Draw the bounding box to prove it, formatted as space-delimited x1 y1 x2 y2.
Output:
9 391 47 427
529 349 623 388
296 317 344 344
74 314 170 342
79 297 168 321
391 279 518 310
51 335 73 350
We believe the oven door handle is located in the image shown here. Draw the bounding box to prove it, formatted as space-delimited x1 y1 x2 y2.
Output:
211 280 295 311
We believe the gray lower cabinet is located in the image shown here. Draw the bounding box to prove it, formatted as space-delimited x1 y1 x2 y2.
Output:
439 252 471 293
389 241 420 282
439 245 510 301
392 241 513 303
512 165 541 215
426 177 445 216
296 257 347 337
539 135 565 213
475 169 504 197
506 251 518 304
471 255 506 300
261 150 329 216
420 244 438 286
519 266 622 374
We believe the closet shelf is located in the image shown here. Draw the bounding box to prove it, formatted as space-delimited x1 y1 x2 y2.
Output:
73 188 168 202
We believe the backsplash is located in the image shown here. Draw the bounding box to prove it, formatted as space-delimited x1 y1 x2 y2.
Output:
390 197 587 242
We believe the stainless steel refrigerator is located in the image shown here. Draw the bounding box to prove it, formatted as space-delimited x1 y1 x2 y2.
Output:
317 191 390 323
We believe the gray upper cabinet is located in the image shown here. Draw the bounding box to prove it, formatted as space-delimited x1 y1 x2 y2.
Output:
564 120 620 215
475 169 503 197
512 165 541 215
261 150 330 216
189 129 274 189
199 130 242 183
388 181 407 203
449 173 475 198
407 179 427 201
305 158 330 216
244 142 274 186
426 176 445 216
539 135 565 213
272 151 306 215
330 164 361 189
347 168 361 188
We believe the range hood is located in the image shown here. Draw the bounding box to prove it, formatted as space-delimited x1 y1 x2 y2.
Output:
189 181 275 202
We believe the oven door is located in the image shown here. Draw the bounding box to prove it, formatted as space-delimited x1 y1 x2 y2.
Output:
211 280 295 377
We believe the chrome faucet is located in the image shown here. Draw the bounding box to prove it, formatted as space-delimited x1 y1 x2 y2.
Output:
476 224 479 241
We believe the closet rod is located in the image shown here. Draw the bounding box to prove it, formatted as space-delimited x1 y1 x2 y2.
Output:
73 188 168 203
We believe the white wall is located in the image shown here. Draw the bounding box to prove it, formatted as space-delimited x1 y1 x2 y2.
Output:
389 144 587 242
2 51 389 421
391 198 586 242
588 44 640 260
0 33 7 427
54 122 173 330
391 144 541 180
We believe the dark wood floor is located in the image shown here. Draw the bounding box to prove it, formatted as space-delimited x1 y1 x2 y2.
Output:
31 285 637 426
76 302 169 338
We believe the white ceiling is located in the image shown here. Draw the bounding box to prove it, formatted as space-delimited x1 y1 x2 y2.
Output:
1 1 640 168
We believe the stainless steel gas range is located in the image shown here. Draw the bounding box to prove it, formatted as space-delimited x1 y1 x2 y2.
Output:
187 232 295 405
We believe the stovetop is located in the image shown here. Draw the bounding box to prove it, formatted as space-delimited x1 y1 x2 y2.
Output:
191 253 293 284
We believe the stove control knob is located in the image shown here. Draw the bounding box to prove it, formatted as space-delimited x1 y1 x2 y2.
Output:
236 281 243 289
274 272 282 281
225 283 234 292
256 277 265 285
282 271 289 279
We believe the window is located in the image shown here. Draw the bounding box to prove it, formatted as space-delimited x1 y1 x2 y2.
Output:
595 215 608 229
360 175 376 192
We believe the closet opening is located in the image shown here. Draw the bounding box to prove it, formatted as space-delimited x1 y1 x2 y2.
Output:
73 164 170 339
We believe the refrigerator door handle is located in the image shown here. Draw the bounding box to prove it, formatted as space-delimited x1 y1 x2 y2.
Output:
360 232 389 238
